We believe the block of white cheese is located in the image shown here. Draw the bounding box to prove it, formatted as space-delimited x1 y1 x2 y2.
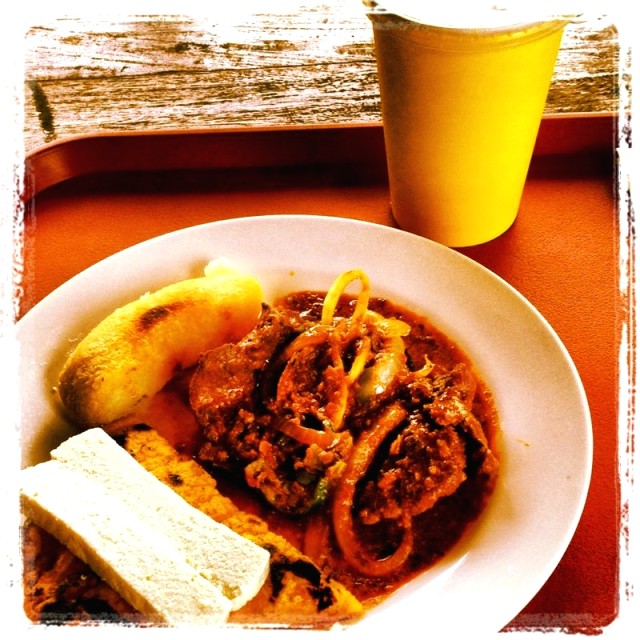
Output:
49 427 270 610
20 460 232 625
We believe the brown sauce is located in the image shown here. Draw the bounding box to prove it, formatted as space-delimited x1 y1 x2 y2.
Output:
135 292 500 609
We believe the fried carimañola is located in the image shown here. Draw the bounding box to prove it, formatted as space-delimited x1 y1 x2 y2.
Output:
57 259 263 427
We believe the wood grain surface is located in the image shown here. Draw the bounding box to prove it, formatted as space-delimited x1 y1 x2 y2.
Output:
22 2 620 152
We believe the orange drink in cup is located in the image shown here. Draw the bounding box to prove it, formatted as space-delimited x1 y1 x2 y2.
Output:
365 2 574 247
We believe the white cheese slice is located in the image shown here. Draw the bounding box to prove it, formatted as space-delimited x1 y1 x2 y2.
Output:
49 427 270 610
20 460 232 625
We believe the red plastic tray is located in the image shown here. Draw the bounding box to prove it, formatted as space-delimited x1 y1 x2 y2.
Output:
20 113 621 632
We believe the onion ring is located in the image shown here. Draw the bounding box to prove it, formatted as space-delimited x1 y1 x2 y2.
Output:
331 403 414 576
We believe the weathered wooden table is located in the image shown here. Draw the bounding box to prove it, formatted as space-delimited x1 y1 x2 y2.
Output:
22 4 620 151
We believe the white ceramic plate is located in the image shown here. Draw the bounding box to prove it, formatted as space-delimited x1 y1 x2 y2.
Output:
16 215 592 637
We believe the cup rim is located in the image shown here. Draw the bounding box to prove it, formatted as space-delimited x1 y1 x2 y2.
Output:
366 8 577 37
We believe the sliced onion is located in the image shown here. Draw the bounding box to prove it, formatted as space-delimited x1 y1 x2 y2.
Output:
331 402 414 576
275 417 340 449
321 269 370 328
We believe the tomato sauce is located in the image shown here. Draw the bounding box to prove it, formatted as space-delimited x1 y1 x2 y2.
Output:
130 293 500 608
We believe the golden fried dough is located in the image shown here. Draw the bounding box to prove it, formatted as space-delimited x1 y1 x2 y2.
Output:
58 259 263 427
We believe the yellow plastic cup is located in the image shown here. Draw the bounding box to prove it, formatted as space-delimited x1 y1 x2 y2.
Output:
367 5 569 246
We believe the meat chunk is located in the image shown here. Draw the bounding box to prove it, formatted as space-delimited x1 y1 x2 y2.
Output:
191 305 351 515
190 306 294 470
428 363 477 426
357 416 467 525
354 362 493 527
